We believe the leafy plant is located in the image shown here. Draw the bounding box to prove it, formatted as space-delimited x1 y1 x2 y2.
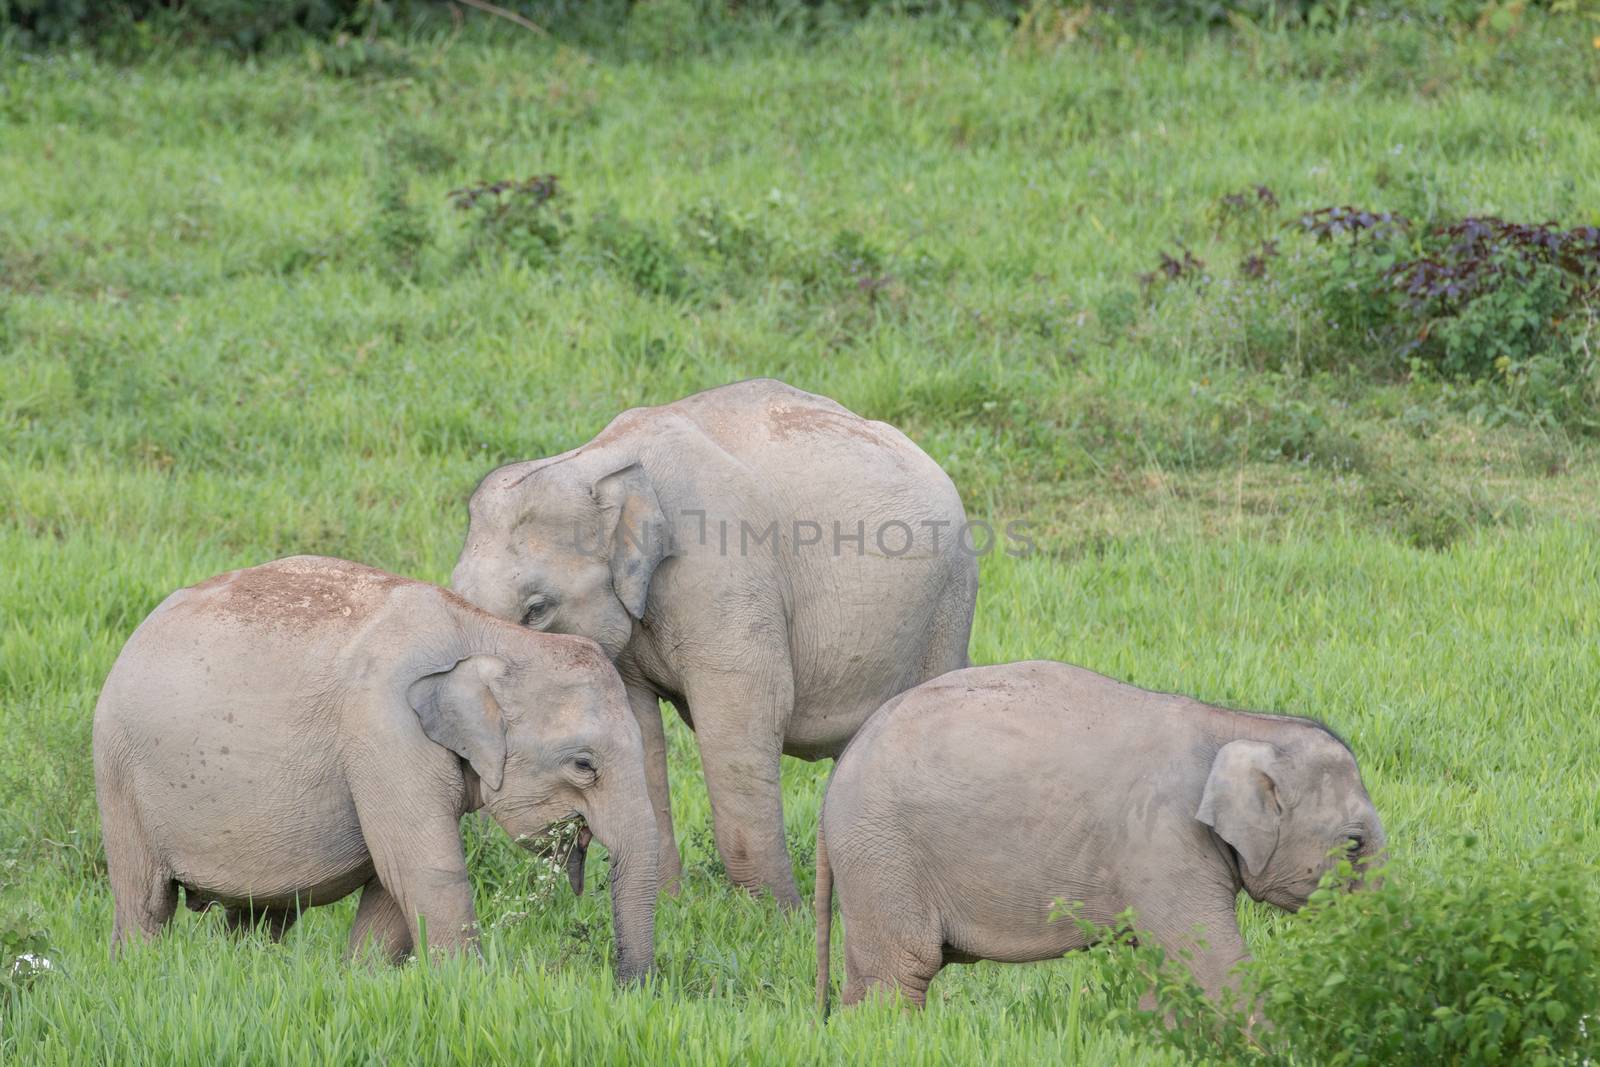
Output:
384 126 457 176
583 208 691 299
449 175 569 269
370 166 430 278
1 903 52 1006
304 31 418 80
1139 246 1207 291
1293 207 1600 382
1065 843 1600 1065
1216 184 1282 246
676 198 780 284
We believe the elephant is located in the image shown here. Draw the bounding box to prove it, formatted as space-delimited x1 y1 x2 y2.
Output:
815 660 1387 1012
92 556 659 981
451 378 979 908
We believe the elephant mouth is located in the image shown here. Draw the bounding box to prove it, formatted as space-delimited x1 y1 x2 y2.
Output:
516 814 593 895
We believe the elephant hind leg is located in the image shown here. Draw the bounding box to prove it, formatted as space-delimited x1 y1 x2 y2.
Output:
840 910 944 1010
915 563 977 680
106 835 177 953
346 877 414 965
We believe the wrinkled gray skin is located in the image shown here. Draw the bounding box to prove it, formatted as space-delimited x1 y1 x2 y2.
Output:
93 556 658 981
452 379 978 908
816 661 1386 1012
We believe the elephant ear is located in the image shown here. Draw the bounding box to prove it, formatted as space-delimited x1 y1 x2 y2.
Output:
1196 740 1284 877
593 462 668 621
406 655 509 792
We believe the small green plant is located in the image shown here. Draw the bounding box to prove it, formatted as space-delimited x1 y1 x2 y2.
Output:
384 126 456 176
449 176 569 269
1139 246 1207 292
369 167 430 279
827 229 886 281
1 904 52 1006
305 32 418 80
1215 185 1282 247
625 0 716 63
583 208 691 300
1066 843 1600 1065
676 198 779 286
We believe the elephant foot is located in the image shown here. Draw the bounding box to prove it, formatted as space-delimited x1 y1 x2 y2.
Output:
739 878 802 912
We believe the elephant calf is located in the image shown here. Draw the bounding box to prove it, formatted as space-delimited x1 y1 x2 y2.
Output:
93 556 659 980
815 660 1386 1011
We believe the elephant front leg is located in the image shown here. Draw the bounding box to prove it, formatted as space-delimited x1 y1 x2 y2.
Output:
628 682 682 894
353 791 481 958
1132 896 1252 1014
686 669 802 910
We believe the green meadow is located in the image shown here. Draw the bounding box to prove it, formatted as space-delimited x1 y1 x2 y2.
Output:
2 9 1598 1063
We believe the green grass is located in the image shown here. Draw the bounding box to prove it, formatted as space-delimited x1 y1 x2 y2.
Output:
3 12 1600 1064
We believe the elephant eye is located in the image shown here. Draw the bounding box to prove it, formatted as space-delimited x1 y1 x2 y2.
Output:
521 595 555 627
1346 835 1365 854
572 756 596 775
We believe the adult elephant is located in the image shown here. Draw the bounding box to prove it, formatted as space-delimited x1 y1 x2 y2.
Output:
451 378 977 907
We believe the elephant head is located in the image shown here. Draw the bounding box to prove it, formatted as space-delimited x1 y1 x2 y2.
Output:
450 453 672 660
406 636 660 982
1196 728 1386 911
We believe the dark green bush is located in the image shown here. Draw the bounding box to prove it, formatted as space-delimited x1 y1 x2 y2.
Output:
449 176 570 269
1172 189 1600 430
1294 210 1600 383
370 168 431 278
582 208 692 299
1 0 379 50
1069 844 1600 1065
9 0 1595 54
0 876 52 1008
675 198 782 284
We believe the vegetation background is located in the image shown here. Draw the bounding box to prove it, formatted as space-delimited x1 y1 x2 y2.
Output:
3 1 1599 1062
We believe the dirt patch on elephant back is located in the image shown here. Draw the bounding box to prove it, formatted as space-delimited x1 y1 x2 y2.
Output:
767 404 893 448
583 408 651 452
190 557 412 628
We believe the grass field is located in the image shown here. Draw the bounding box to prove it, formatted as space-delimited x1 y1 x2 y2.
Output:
3 10 1599 1063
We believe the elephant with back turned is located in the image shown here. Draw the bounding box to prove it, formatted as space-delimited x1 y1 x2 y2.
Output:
451 378 978 907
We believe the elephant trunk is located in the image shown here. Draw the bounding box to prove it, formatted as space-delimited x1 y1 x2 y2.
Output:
592 793 659 985
565 826 592 895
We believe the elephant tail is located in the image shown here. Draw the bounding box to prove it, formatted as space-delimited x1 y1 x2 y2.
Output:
814 813 833 1021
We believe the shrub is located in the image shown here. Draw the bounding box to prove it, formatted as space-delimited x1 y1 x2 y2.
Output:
0 896 52 1007
5 0 1599 53
675 198 781 285
449 175 569 269
370 167 431 278
1067 843 1600 1065
384 126 457 176
1165 190 1600 429
303 31 419 79
1 0 381 51
582 208 692 299
1296 210 1600 383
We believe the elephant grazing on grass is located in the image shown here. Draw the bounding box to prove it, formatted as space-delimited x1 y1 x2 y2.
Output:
816 660 1387 1011
451 378 978 908
93 556 659 981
